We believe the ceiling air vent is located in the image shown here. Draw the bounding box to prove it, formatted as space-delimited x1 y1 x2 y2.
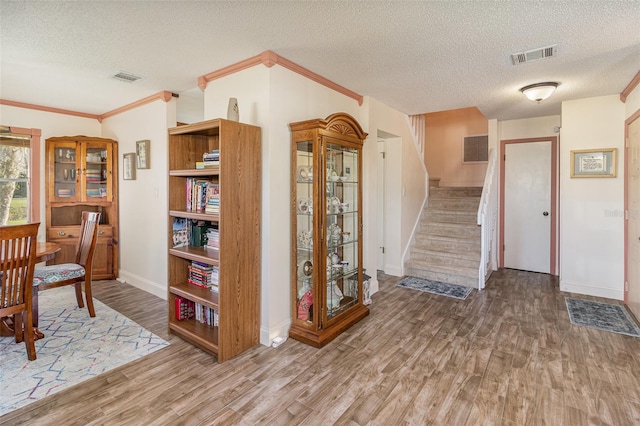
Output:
511 45 557 65
111 71 143 83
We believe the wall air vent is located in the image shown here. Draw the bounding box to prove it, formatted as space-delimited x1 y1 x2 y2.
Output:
511 45 557 65
111 71 143 83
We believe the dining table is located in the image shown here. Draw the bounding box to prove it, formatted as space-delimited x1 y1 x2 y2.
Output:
0 241 61 338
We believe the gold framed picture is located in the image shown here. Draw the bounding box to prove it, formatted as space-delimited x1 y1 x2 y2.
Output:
136 139 150 169
570 148 617 178
123 153 136 180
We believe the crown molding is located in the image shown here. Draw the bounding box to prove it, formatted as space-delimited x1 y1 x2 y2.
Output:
0 99 100 120
1 91 177 122
198 50 364 106
98 91 177 122
620 71 640 103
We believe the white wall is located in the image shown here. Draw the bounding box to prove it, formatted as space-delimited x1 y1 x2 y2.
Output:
1 105 101 240
361 97 427 278
626 83 640 119
204 65 362 346
101 98 177 299
498 115 560 140
560 95 625 299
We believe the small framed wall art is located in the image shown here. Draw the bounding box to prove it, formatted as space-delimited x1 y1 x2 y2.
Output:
136 139 150 169
570 148 617 178
123 152 136 180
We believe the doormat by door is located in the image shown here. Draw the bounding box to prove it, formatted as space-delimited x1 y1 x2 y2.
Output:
397 276 473 300
565 297 640 337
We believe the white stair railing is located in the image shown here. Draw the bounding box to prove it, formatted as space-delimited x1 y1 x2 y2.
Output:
477 148 498 289
407 114 425 156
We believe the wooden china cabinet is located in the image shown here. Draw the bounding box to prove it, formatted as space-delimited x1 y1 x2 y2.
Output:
45 136 119 280
289 112 369 347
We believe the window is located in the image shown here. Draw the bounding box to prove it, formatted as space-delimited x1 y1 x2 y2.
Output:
462 134 489 163
0 127 40 225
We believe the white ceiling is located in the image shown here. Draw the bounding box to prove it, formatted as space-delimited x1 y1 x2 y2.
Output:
2 1 639 123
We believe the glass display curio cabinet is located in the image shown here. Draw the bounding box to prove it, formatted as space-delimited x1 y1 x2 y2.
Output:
289 113 369 347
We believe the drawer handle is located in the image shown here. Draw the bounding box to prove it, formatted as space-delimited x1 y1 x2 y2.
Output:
57 231 66 236
98 230 104 235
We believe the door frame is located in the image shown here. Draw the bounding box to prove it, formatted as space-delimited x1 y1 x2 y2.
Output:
500 137 558 275
624 109 640 304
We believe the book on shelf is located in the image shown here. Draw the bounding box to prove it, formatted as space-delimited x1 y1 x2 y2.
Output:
206 227 219 251
194 302 219 326
186 178 220 213
172 218 188 248
175 296 195 321
187 260 219 292
190 220 217 247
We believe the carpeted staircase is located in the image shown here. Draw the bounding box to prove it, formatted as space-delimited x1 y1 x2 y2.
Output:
404 186 482 288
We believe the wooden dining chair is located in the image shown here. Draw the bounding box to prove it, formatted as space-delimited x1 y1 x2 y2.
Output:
32 212 101 325
0 222 40 360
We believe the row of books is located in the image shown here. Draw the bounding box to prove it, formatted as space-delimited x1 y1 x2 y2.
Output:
188 260 219 293
186 178 219 214
175 296 219 326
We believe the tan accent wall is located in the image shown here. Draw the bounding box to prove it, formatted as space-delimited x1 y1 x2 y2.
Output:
424 107 488 187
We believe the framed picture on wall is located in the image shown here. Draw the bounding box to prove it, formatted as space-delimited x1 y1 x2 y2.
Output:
136 139 150 169
570 148 617 178
123 153 136 180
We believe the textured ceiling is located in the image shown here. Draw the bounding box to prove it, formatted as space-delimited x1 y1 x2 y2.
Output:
1 1 639 123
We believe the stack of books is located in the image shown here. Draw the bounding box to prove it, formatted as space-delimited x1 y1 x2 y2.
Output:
206 227 219 251
205 183 220 214
188 260 219 293
203 149 220 167
175 296 195 321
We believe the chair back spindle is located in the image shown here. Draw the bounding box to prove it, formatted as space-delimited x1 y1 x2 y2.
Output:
0 222 40 360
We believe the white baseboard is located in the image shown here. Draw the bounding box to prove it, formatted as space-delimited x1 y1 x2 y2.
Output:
560 279 623 301
117 270 166 300
368 276 379 296
260 317 291 347
384 265 403 277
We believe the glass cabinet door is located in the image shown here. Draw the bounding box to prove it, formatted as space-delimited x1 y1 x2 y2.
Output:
324 140 359 322
83 142 112 201
53 143 79 201
294 140 314 323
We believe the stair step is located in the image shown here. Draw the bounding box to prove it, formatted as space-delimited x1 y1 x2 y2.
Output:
413 234 480 253
429 197 480 211
429 187 483 198
418 222 481 239
404 263 477 288
425 210 477 224
410 245 480 262
407 251 479 270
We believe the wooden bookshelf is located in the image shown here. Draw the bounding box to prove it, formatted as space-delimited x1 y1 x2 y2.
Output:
167 118 261 362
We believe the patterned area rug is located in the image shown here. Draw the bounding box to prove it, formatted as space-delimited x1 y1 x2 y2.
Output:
0 286 169 416
565 297 640 337
397 276 473 300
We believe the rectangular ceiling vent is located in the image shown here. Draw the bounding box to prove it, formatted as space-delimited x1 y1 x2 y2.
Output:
511 45 557 65
111 71 143 83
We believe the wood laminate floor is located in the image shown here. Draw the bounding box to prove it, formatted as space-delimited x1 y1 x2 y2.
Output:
3 269 640 425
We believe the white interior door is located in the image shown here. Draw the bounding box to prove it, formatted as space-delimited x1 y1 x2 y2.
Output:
376 139 385 270
627 118 640 318
504 141 552 273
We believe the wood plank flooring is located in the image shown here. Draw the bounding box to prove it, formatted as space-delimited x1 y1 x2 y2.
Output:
3 269 640 425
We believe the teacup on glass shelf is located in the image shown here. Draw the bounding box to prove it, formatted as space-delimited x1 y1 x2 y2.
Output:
341 231 351 242
340 202 349 212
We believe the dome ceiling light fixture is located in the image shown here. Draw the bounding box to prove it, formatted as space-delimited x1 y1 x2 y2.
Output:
520 82 559 103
